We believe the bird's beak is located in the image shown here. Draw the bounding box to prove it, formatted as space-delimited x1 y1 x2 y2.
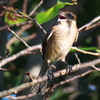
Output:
58 12 66 21
58 12 66 19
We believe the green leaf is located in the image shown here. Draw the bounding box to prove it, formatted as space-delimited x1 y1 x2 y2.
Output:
36 0 75 24
70 47 99 52
96 49 100 53
4 7 27 25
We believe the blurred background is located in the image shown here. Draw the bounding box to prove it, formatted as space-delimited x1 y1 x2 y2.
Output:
0 0 100 100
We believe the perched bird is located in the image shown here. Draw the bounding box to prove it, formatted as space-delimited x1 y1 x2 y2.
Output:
32 8 78 95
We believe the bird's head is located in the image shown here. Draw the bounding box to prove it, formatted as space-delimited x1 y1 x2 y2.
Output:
58 8 76 22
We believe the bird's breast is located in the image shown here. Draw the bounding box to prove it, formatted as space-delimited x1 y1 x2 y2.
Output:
44 20 78 63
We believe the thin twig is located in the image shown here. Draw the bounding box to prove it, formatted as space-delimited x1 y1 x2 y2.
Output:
29 0 44 16
74 53 81 64
6 93 36 100
6 26 30 48
91 65 100 71
71 47 100 56
85 21 100 31
78 15 100 33
17 11 47 34
24 15 47 34
35 21 47 34
26 72 34 81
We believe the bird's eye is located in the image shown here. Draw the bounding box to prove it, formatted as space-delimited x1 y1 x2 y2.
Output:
66 13 74 19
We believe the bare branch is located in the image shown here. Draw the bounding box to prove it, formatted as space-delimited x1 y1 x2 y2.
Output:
78 15 100 33
90 65 100 71
74 53 81 64
23 15 47 34
0 59 100 98
84 21 100 32
0 44 42 68
6 69 96 100
35 21 47 34
71 47 100 56
6 93 36 100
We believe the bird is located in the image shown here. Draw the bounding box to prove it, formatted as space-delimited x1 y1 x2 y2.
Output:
32 8 78 95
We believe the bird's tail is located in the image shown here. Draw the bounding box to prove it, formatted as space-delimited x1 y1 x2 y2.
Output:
31 62 50 95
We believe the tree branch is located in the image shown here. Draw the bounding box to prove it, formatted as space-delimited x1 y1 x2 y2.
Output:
1 44 100 69
0 59 100 98
78 15 100 33
0 44 42 68
6 69 96 99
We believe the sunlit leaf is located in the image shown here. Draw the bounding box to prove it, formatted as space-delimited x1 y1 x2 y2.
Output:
36 0 76 24
4 7 27 25
96 49 100 53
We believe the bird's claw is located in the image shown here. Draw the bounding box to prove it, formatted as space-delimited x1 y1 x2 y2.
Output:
47 70 54 81
66 65 73 73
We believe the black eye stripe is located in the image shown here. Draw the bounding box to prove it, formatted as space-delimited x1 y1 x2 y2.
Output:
66 13 74 19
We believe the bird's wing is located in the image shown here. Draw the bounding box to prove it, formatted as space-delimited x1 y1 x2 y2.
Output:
42 29 54 59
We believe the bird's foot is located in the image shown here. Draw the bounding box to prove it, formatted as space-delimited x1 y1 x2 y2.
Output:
66 65 73 73
47 69 54 81
65 65 73 79
62 61 73 73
